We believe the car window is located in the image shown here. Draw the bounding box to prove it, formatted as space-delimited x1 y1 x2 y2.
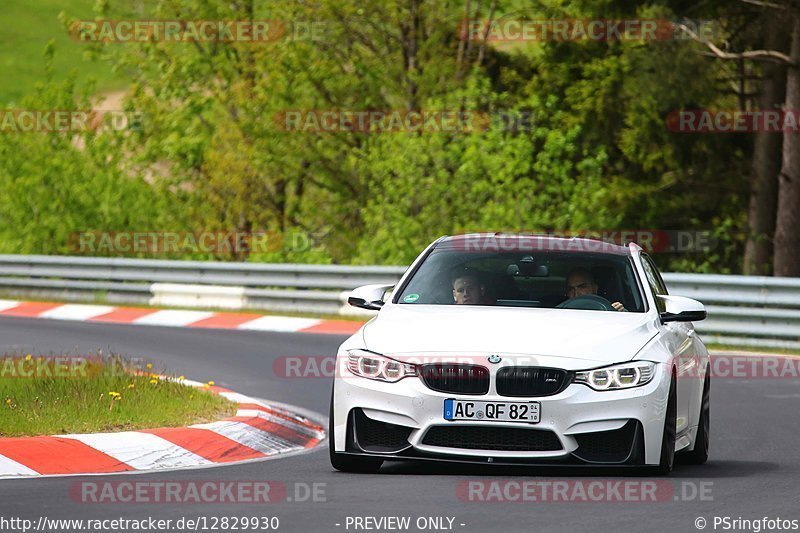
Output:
640 254 667 313
396 247 646 312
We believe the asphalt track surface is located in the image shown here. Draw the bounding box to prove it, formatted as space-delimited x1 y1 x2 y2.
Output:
0 316 798 533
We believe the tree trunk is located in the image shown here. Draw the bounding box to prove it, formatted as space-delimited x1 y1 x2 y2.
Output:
774 14 800 276
744 14 789 275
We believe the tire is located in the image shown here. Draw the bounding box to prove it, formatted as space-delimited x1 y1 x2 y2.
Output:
683 373 710 465
651 373 677 476
328 388 383 473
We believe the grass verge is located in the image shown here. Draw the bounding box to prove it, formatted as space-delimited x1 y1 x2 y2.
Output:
0 0 156 104
0 354 236 437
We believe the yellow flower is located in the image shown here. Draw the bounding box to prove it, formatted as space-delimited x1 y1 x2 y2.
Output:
149 379 158 384
25 354 32 361
178 375 185 381
207 381 215 386
127 384 135 389
146 363 153 369
5 398 11 405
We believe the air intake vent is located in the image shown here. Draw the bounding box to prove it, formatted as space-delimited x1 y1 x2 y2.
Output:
422 426 562 451
352 409 413 453
572 420 640 463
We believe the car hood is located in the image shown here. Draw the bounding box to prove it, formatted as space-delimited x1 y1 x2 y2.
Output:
361 304 659 367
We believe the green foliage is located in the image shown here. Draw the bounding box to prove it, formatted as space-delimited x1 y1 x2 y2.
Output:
0 47 178 256
0 0 751 272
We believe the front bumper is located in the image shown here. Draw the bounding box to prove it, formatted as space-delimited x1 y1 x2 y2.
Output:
332 362 670 465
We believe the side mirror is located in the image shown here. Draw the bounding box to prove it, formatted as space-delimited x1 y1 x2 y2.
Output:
347 284 393 311
658 295 707 323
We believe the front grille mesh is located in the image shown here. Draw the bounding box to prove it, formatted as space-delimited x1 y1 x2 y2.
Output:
496 367 571 397
422 426 562 451
420 364 489 395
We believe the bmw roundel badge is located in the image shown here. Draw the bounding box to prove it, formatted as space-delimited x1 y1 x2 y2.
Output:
488 354 502 364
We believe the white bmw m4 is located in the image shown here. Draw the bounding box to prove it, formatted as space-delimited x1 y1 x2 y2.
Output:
330 234 710 475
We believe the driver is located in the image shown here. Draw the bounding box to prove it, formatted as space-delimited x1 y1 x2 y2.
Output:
565 268 626 312
452 268 494 305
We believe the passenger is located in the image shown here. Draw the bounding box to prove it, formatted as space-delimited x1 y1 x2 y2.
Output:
452 269 493 305
565 268 626 311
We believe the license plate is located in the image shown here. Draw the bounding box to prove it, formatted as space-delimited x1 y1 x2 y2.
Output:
443 399 540 423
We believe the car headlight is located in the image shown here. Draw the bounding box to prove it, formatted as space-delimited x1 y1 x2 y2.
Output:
574 361 656 391
346 350 417 383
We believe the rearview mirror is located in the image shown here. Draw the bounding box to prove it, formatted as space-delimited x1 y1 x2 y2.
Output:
347 284 393 311
506 263 549 277
658 295 707 323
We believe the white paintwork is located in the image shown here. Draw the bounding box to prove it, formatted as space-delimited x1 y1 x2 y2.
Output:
133 309 215 327
191 420 295 454
236 409 267 418
0 300 20 312
178 378 208 388
38 304 114 321
362 305 659 363
660 294 706 315
0 455 39 477
62 432 211 469
236 316 320 332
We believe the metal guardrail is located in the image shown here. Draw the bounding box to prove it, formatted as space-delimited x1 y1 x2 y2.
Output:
0 255 405 315
0 255 403 289
661 273 800 350
0 255 797 349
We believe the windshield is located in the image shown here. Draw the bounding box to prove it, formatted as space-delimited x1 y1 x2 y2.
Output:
396 247 645 312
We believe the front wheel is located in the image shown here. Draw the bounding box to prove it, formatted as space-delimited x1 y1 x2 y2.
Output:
651 373 677 476
682 373 710 465
328 388 383 473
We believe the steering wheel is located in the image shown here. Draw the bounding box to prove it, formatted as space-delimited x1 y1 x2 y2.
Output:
556 294 616 311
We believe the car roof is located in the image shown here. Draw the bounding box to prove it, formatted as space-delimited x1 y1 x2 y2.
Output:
437 233 635 256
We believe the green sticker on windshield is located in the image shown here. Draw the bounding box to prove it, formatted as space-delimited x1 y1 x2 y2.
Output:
403 293 420 303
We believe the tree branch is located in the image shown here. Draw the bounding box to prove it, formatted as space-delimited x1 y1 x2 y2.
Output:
739 0 789 10
678 23 798 66
476 0 497 67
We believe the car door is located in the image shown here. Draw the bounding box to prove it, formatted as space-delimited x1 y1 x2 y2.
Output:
640 255 694 435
